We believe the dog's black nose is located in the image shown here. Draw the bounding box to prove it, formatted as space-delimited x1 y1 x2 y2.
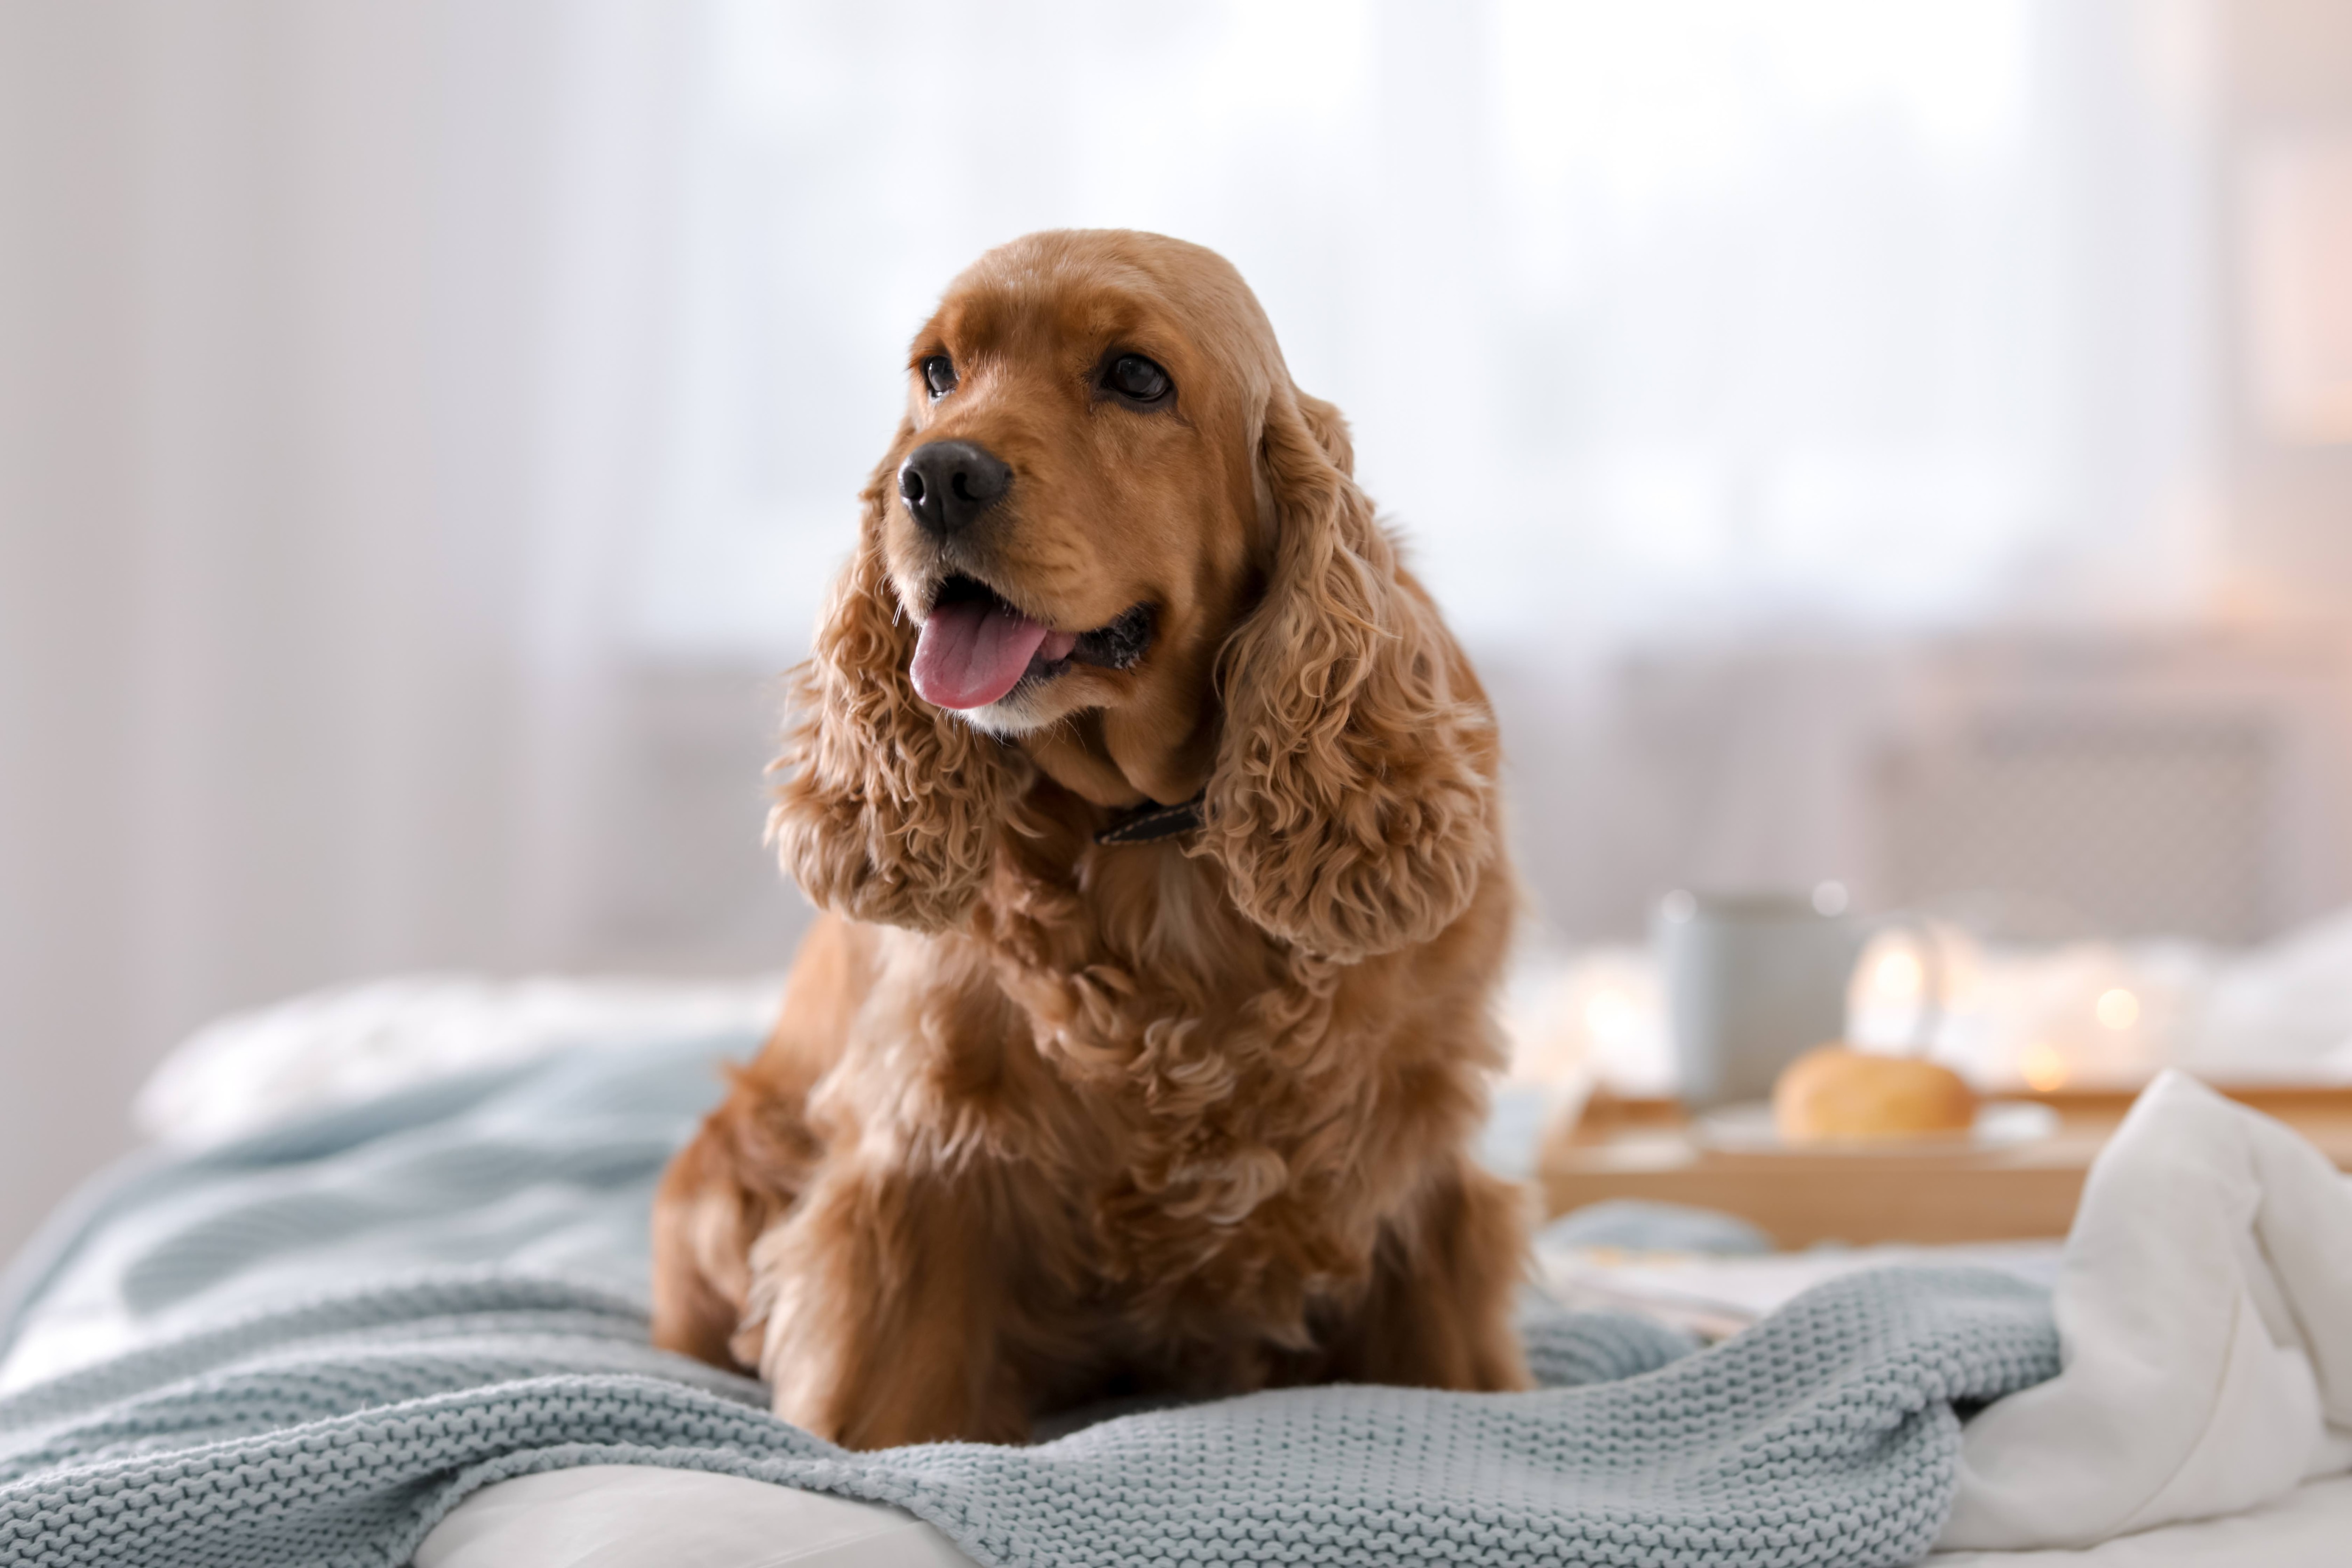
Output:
898 441 1010 536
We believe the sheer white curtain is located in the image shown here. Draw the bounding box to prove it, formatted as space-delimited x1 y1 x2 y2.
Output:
0 0 693 1250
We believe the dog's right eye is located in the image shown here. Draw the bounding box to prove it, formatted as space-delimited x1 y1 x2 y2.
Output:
1102 354 1172 405
922 356 958 398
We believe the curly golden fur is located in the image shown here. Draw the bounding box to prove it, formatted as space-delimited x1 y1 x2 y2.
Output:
652 230 1530 1448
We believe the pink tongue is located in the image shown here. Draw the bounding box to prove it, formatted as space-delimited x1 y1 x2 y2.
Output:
911 599 1053 709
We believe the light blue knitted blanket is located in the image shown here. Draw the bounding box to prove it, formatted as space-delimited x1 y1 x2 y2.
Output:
0 1034 2058 1568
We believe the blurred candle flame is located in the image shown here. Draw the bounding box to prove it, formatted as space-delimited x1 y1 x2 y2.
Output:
1871 949 1925 1002
2019 1042 2069 1091
1584 988 1638 1049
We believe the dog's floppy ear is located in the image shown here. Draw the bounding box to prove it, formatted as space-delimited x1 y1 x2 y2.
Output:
769 430 1017 931
1199 386 1499 963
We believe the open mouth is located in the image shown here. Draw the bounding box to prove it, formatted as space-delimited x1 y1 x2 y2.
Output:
910 573 1154 711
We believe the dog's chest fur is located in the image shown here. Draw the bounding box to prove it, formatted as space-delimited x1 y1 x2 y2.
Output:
866 799 1506 1354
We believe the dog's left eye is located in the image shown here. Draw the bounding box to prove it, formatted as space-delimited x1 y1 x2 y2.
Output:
1103 354 1172 405
922 356 958 398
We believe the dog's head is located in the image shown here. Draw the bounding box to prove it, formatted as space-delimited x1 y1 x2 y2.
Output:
773 230 1496 963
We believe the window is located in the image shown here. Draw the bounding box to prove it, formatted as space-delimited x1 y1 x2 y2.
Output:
633 0 2213 659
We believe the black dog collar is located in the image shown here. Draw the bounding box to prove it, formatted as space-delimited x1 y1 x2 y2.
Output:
1094 792 1207 846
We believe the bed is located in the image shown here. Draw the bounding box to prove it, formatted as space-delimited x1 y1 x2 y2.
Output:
2 978 2345 1567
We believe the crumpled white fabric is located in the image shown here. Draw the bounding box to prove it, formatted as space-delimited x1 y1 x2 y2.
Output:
1939 1070 2352 1550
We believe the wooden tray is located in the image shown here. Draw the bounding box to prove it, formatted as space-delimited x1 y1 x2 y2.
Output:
1538 1084 2352 1247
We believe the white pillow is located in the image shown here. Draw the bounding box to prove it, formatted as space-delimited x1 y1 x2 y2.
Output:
133 973 783 1149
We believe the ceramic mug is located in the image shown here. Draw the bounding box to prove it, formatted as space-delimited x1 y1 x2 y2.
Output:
1655 886 1939 1108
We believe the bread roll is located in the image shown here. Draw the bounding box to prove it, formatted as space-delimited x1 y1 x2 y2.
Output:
1772 1045 1976 1143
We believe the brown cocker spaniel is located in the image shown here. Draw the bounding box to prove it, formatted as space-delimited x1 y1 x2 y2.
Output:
652 229 1530 1448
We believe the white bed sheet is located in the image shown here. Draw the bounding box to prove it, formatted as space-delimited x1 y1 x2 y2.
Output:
414 1466 967 1568
417 1465 2352 1568
1927 1472 2352 1568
